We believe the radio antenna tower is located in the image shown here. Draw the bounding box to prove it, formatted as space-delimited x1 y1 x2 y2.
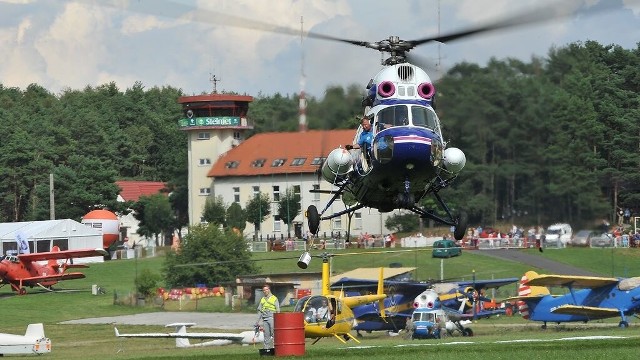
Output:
298 16 308 132
210 73 221 94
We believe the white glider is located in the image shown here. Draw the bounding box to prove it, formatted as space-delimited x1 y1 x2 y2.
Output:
114 322 264 348
0 323 51 355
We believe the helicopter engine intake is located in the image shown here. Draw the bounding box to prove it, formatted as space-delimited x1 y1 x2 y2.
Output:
443 147 466 174
321 148 353 183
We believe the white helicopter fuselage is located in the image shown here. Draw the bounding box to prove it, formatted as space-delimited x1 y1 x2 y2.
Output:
322 62 465 212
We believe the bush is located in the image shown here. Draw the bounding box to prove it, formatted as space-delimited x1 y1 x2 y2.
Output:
135 268 161 298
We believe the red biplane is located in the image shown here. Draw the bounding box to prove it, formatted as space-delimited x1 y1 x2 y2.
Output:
0 246 107 295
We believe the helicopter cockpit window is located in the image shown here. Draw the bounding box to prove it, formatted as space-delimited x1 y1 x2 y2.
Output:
294 295 311 313
301 295 332 323
411 106 440 133
377 105 410 129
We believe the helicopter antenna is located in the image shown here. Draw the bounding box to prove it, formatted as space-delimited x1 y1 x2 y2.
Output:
209 73 221 94
298 16 307 132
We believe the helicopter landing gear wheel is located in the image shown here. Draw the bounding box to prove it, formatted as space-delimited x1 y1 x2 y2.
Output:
306 205 320 235
453 211 468 240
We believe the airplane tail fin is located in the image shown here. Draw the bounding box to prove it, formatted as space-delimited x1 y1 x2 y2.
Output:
517 271 549 319
174 324 191 348
25 323 45 338
48 246 62 269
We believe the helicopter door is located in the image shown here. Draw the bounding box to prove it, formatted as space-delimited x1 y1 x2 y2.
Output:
352 125 372 175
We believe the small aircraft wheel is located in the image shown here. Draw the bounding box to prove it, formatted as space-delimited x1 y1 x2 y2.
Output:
306 205 320 235
619 321 629 328
453 211 468 240
462 328 473 337
541 324 547 330
18 288 27 295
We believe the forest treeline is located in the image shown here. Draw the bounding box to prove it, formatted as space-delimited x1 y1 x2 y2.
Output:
0 40 638 229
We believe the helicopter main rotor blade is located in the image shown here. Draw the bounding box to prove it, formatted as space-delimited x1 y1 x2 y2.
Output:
97 0 374 49
407 1 620 47
96 0 628 60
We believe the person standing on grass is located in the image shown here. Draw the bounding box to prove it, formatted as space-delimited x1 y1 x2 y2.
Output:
256 284 280 351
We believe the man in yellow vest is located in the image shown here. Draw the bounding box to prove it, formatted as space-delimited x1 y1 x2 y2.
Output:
256 284 280 351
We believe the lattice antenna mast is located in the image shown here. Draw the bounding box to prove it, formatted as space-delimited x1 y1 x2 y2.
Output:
210 73 222 94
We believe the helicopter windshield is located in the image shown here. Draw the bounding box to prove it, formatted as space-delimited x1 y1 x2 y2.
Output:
297 295 334 323
376 105 441 134
377 105 409 127
411 106 440 132
412 311 437 323
294 295 311 313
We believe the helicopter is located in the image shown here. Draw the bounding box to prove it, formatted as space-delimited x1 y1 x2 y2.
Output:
305 40 468 240
296 5 609 240
294 252 387 344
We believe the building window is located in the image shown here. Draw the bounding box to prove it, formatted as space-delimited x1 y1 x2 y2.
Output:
199 158 212 166
233 187 240 203
199 188 211 196
274 215 282 232
311 157 325 166
225 161 239 169
293 185 300 196
197 132 210 140
354 212 362 230
252 158 266 167
313 184 320 201
290 157 306 166
253 186 260 196
272 158 286 167
273 185 280 202
233 131 241 140
333 217 342 230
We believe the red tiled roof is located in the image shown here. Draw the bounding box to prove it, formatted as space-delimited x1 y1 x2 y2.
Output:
208 130 355 177
116 181 167 202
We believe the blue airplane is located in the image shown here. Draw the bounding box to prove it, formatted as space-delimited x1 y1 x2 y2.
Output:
509 271 640 329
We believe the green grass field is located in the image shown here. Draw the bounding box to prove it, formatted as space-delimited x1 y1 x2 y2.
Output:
2 246 639 359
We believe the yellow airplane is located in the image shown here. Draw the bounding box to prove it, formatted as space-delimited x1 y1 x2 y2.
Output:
293 252 386 344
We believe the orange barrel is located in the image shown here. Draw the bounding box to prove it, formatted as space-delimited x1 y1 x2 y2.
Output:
274 312 305 356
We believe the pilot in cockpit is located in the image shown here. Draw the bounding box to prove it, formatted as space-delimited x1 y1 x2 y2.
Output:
345 116 373 152
315 299 330 322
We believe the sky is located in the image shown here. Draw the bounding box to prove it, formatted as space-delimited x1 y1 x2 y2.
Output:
0 0 638 99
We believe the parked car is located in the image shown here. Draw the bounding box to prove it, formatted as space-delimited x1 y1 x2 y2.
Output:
590 233 614 247
571 230 595 247
544 223 573 247
432 239 462 258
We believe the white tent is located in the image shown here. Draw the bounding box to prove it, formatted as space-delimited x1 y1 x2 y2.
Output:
0 219 104 263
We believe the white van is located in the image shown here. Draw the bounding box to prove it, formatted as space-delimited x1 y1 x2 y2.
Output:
544 223 572 247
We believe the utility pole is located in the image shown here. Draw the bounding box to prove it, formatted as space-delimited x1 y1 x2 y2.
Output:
49 173 55 220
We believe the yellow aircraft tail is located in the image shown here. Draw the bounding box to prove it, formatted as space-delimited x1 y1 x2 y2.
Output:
517 271 549 319
377 267 386 320
342 267 387 309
